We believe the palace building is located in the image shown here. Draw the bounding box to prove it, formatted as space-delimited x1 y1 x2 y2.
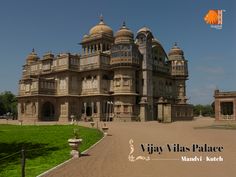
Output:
17 17 193 122
214 90 236 121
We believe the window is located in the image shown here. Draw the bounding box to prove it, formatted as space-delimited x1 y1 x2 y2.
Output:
25 84 30 92
124 105 128 113
59 58 67 66
42 63 51 71
102 75 109 80
81 102 85 114
123 78 129 86
116 105 121 114
20 84 25 90
59 78 66 90
176 112 180 117
71 58 78 65
31 65 38 71
115 78 121 87
94 102 97 113
40 82 44 88
71 76 77 90
92 76 97 88
221 102 234 115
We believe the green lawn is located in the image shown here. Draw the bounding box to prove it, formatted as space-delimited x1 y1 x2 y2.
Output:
0 124 103 177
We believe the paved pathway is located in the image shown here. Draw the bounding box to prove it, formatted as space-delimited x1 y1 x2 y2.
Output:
41 118 236 177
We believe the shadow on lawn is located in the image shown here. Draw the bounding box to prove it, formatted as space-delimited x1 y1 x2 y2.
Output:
194 124 236 130
0 142 59 170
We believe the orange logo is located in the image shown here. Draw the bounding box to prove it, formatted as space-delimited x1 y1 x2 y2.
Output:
204 10 225 29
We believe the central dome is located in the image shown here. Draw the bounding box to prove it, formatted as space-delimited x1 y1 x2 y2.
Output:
89 16 113 37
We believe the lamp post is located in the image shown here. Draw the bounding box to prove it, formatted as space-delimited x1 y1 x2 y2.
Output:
70 114 75 124
106 101 113 122
106 101 110 122
109 101 113 121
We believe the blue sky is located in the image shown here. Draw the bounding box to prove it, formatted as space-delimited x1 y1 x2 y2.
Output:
0 0 235 105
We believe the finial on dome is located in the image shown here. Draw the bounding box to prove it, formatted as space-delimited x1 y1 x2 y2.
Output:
122 21 126 27
32 48 35 53
99 14 103 22
174 42 177 46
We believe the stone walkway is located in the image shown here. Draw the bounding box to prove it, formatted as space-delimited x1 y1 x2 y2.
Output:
40 118 236 177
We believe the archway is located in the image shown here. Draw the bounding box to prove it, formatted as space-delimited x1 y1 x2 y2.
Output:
86 106 92 117
41 102 56 121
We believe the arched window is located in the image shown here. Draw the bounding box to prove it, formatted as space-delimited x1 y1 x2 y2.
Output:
81 102 85 114
102 75 109 80
94 102 97 113
41 102 55 121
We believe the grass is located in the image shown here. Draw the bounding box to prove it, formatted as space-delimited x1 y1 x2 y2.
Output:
0 124 103 177
194 124 236 130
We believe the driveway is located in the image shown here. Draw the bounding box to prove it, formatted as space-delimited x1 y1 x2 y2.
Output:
43 118 236 177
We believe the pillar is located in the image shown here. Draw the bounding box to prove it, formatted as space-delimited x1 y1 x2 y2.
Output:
100 43 103 52
85 46 88 55
139 103 147 122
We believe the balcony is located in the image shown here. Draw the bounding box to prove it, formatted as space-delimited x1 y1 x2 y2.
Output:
80 53 110 71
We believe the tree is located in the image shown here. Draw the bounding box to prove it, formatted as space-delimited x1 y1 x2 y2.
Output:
193 104 214 117
0 98 4 115
0 91 17 118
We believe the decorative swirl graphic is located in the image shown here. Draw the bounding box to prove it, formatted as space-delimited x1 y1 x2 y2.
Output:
128 139 150 162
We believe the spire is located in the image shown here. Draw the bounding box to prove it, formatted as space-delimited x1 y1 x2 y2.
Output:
99 14 103 22
32 48 35 53
172 42 180 49
122 21 126 27
120 21 127 29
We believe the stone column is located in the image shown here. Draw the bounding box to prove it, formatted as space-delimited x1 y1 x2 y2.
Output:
97 74 101 93
97 101 101 121
234 99 236 120
139 103 147 122
91 102 94 114
84 102 87 116
157 104 163 121
17 102 22 120
100 43 103 52
215 99 221 121
163 104 172 123
85 46 88 55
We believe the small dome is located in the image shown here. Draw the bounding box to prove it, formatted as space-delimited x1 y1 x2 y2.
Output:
168 42 184 56
89 16 113 37
26 49 39 64
83 34 89 38
115 22 134 44
137 26 152 34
